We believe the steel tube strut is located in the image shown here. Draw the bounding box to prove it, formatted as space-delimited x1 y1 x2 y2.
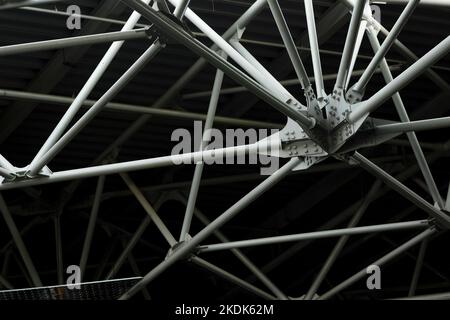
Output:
0 194 42 286
267 0 311 90
352 152 450 228
179 53 226 242
0 168 14 180
349 36 450 122
319 228 436 300
408 238 428 296
0 88 280 129
0 0 63 10
352 0 419 92
106 216 151 280
190 256 276 300
198 220 429 252
229 40 293 99
28 1 152 175
304 0 325 97
0 28 150 57
173 0 191 19
119 0 315 130
79 175 105 280
53 211 64 285
0 142 266 191
335 0 367 89
28 40 163 176
375 117 450 134
304 180 382 300
119 158 301 299
340 0 450 90
366 28 445 209
120 173 177 246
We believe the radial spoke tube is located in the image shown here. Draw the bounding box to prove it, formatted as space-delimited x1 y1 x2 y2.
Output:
352 0 419 92
349 36 450 122
335 0 367 89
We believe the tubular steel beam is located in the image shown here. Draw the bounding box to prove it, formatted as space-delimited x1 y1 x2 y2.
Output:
335 0 367 89
53 210 64 285
375 117 450 134
189 256 276 300
198 220 430 252
179 53 226 242
79 176 106 280
120 173 177 247
0 142 266 191
267 0 311 90
366 27 445 209
0 0 63 10
304 0 325 97
119 158 301 299
0 88 280 129
408 238 428 297
0 28 150 57
0 194 42 287
319 228 437 300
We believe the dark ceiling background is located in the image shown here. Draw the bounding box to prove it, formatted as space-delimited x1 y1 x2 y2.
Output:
0 0 448 300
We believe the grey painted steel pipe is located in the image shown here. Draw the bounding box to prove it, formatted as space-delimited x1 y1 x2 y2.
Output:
0 28 150 57
375 117 450 134
198 220 430 252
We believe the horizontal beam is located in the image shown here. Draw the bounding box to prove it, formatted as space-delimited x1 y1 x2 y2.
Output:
377 0 450 7
0 0 64 10
183 66 402 100
375 117 450 134
198 220 430 252
0 88 280 129
0 142 267 191
393 291 450 300
0 28 150 57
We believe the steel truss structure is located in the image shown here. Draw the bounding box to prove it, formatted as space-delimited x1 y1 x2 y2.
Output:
0 0 449 300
